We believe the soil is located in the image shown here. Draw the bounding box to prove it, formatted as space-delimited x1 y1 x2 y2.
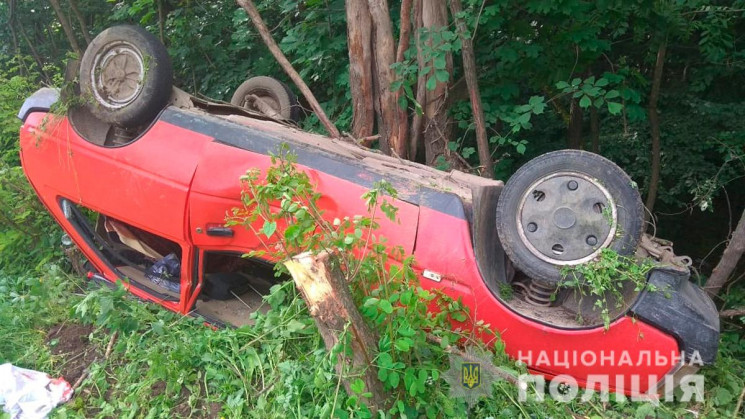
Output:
46 323 100 384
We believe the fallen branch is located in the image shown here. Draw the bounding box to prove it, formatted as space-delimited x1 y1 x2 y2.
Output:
71 331 119 393
236 0 341 139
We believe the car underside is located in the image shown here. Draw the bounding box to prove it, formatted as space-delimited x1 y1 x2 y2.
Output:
17 25 720 396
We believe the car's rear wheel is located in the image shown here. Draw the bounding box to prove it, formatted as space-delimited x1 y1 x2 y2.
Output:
496 150 644 284
79 25 172 126
231 76 301 122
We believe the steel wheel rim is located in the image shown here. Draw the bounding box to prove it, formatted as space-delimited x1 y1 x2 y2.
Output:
91 41 145 109
515 172 618 266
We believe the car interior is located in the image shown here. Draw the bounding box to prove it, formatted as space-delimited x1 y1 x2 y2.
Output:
61 198 279 327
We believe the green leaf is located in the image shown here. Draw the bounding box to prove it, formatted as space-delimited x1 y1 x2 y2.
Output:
604 89 620 99
607 101 623 115
516 143 526 154
350 378 365 394
388 371 400 388
379 299 393 314
394 338 412 352
433 55 447 70
579 95 592 108
555 80 570 90
285 319 306 332
435 69 449 83
261 221 277 238
425 77 437 91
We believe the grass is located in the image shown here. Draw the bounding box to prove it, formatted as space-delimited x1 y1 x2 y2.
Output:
1 260 744 418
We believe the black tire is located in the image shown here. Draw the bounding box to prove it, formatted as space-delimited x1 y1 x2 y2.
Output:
79 25 172 126
231 76 301 122
495 150 644 284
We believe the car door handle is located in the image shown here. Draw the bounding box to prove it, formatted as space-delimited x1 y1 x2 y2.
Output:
206 226 234 237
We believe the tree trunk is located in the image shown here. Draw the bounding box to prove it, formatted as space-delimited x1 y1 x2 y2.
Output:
590 106 600 153
705 208 745 297
236 0 341 139
67 0 91 44
449 0 493 178
421 1 457 168
368 0 408 158
395 0 413 64
567 99 583 149
408 0 425 161
345 0 375 139
48 0 82 56
284 252 387 413
645 40 667 220
17 23 51 83
158 0 166 43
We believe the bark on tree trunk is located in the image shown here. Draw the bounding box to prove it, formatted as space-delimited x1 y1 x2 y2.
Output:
67 0 91 44
705 208 745 297
421 0 459 168
395 0 413 64
645 40 667 220
158 0 166 43
48 0 82 56
568 99 583 149
284 252 387 413
345 0 375 139
236 0 341 138
590 106 600 153
368 0 408 158
449 0 493 178
408 0 425 161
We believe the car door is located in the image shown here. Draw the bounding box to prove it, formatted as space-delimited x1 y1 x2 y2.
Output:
188 139 419 256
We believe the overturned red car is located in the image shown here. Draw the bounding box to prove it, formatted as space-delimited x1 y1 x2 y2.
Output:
18 25 718 395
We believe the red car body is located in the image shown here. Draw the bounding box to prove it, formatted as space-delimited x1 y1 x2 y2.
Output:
18 89 718 395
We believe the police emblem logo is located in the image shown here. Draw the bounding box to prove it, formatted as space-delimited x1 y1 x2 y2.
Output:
461 362 480 389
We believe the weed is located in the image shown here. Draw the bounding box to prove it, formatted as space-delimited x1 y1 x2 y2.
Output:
560 248 656 329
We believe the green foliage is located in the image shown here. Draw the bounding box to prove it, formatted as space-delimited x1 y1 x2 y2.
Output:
229 147 506 416
561 249 656 329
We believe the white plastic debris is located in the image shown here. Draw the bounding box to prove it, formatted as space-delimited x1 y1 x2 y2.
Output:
0 363 72 419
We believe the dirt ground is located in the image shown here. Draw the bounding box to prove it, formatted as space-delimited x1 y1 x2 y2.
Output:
46 323 99 385
45 322 221 417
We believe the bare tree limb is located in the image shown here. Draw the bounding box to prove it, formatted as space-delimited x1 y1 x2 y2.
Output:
644 39 667 220
705 208 745 297
720 308 745 318
449 0 493 178
48 0 82 56
236 0 341 138
67 0 92 44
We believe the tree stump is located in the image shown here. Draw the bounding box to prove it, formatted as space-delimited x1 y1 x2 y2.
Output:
284 251 387 412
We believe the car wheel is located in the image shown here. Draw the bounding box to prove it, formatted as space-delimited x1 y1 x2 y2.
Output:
495 150 644 284
231 76 301 122
79 25 173 126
